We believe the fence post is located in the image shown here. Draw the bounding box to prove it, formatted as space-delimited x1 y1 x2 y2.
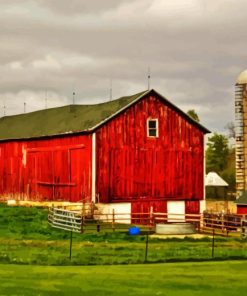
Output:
69 230 73 260
81 203 85 233
221 213 225 233
145 232 149 263
97 224 100 232
198 214 201 233
112 209 115 232
150 206 153 225
212 228 215 258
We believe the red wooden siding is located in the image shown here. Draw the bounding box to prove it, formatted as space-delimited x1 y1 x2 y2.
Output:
132 200 200 224
237 206 247 215
0 135 92 202
131 200 167 224
96 94 204 203
185 200 200 223
185 201 200 214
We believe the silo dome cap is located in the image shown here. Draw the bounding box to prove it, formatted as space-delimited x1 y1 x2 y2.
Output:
237 69 247 84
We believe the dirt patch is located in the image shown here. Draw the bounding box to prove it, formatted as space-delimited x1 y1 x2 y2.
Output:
151 233 211 239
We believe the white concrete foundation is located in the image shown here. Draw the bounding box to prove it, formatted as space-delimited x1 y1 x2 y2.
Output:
95 203 131 224
156 223 196 235
167 201 185 222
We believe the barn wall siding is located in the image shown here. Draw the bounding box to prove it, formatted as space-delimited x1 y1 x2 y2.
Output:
96 94 204 203
237 205 247 215
131 200 167 224
185 201 200 214
0 134 92 202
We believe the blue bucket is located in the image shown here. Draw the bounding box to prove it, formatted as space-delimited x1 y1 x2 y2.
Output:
128 226 140 235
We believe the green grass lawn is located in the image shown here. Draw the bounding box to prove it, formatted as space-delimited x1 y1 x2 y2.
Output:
0 203 247 265
0 261 247 296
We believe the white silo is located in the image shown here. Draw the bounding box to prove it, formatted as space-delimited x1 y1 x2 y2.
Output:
235 70 247 195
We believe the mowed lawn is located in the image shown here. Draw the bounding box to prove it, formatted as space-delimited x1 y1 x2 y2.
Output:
1 261 247 296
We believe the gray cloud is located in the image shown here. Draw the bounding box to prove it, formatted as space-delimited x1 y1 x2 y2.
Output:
0 0 247 133
37 0 132 15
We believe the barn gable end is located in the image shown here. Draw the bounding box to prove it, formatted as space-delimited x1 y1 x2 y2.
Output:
96 92 206 205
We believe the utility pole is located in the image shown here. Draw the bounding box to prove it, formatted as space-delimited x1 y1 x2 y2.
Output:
110 78 112 101
148 67 151 90
73 92 75 105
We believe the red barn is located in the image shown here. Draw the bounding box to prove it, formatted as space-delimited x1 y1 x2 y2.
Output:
0 89 209 221
236 192 247 215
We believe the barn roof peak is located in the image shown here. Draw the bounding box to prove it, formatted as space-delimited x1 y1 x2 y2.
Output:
0 89 209 141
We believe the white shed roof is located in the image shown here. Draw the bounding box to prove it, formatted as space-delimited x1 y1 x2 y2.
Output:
205 172 228 187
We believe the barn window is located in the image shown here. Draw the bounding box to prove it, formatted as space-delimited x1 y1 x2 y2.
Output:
147 119 158 137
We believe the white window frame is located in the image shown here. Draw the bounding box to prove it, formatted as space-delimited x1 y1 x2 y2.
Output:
147 118 159 138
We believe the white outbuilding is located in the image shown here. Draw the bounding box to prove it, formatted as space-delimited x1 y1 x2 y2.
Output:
205 172 229 187
205 172 228 199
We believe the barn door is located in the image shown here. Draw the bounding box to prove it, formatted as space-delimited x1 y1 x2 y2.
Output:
109 148 155 200
26 145 87 201
52 150 71 200
35 151 54 199
70 147 91 202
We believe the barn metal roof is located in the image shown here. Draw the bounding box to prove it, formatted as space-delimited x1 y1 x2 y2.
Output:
0 89 209 141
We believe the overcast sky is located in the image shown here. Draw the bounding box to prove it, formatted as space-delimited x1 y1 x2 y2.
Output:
0 0 247 133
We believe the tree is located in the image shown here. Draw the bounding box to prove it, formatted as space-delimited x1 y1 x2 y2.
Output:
187 109 200 122
206 133 229 173
224 121 235 139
